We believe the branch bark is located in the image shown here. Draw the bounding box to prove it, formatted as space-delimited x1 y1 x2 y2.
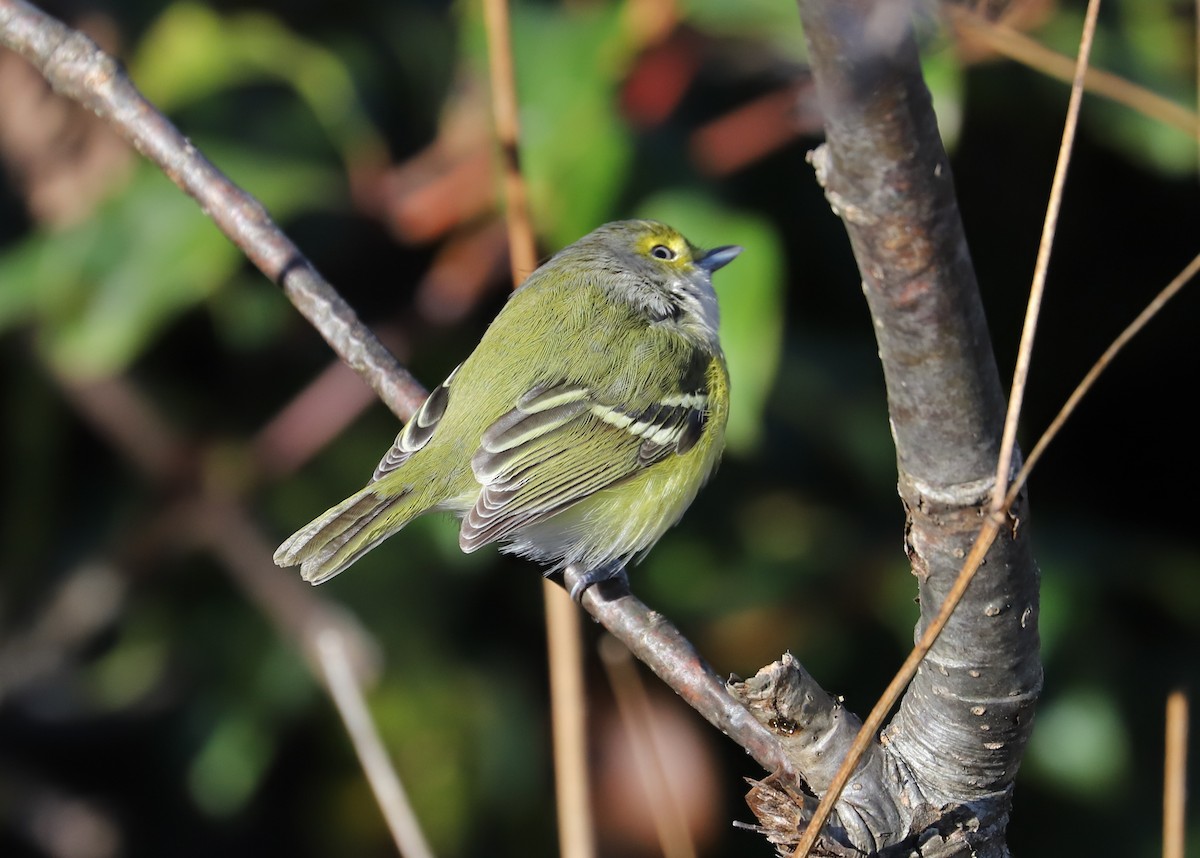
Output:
566 572 799 783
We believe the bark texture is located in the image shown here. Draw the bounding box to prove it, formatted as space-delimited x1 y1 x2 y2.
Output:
732 2 1043 853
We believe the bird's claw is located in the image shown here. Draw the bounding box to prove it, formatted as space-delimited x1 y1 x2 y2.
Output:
563 561 629 603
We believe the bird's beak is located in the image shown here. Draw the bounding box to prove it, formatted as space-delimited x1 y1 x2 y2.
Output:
696 245 743 273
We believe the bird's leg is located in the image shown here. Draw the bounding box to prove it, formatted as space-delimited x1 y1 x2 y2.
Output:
560 561 629 603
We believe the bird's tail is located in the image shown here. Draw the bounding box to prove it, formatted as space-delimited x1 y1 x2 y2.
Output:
273 485 418 584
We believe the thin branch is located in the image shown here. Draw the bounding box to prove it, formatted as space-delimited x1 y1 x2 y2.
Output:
1163 689 1189 858
0 0 427 422
948 7 1199 141
317 629 437 858
991 0 1102 513
1006 251 1200 508
567 571 797 782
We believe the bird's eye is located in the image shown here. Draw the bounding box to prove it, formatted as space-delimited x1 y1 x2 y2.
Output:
650 244 676 261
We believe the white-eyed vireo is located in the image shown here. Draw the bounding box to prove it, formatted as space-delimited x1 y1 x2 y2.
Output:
274 220 741 599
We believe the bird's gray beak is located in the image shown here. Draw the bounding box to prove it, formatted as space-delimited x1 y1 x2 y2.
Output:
696 245 743 273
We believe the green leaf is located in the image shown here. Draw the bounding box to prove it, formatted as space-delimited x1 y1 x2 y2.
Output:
1025 687 1130 799
189 710 275 817
922 45 966 151
86 606 169 711
1038 0 1198 176
515 4 635 247
130 2 385 162
678 0 808 63
0 149 339 378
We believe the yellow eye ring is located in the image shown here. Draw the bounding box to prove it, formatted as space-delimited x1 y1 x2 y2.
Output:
650 244 676 261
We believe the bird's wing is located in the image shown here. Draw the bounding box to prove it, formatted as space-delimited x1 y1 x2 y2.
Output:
458 377 710 552
370 364 462 482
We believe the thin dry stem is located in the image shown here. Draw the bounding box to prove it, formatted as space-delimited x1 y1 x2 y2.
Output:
991 0 1102 513
1163 690 1189 858
479 2 594 855
483 0 538 279
599 635 698 858
316 629 436 858
545 582 596 858
949 7 1199 140
1006 251 1200 507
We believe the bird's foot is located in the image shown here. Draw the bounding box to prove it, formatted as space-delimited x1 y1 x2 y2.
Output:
561 561 629 603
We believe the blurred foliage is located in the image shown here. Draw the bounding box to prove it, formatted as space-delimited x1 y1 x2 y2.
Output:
0 150 338 376
487 0 636 246
1042 0 1198 172
130 1 385 161
0 0 1198 857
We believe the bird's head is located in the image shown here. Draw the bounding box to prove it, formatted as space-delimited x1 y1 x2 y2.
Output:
573 219 742 348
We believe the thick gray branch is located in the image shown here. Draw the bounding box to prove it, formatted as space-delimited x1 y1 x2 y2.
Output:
739 0 1045 853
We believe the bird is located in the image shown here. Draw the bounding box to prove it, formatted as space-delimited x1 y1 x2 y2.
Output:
273 219 741 600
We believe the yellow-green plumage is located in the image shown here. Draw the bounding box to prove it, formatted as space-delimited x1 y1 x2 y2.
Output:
274 220 739 595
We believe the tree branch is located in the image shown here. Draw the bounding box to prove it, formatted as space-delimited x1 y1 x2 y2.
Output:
771 0 1043 853
568 573 798 784
730 654 911 854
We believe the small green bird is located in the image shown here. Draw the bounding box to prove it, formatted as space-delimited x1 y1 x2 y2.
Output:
274 220 740 599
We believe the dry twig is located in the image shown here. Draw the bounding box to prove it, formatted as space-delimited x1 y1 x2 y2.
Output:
1163 689 1188 858
479 1 594 855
